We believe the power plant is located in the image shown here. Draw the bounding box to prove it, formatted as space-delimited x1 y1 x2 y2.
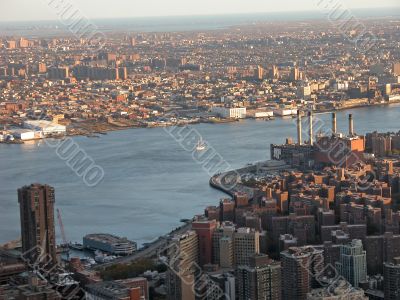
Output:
271 111 365 168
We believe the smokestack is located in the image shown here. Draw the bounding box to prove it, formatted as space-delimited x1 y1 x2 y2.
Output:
308 111 313 145
332 112 337 135
348 114 354 136
297 110 302 145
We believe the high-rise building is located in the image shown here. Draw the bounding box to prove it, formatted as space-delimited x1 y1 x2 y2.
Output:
392 62 400 76
118 67 128 80
383 259 400 300
269 65 279 79
166 231 198 300
208 272 235 300
6 40 16 49
47 66 69 80
38 63 47 74
219 199 235 222
192 219 217 266
19 37 30 48
336 240 367 288
290 66 300 81
281 246 324 300
219 236 234 268
234 228 260 266
237 254 282 300
256 65 264 80
364 232 400 275
18 184 57 266
212 222 235 266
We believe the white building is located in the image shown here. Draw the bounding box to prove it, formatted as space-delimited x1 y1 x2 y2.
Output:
211 107 247 119
333 81 349 91
247 110 274 118
23 120 66 136
9 129 35 140
273 108 297 116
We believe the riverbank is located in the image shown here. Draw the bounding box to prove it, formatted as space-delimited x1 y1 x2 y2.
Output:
63 100 400 138
2 100 399 144
6 100 400 144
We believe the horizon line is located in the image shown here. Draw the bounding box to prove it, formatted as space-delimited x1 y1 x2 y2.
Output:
1 6 400 24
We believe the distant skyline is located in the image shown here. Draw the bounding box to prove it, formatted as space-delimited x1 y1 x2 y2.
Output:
0 0 399 22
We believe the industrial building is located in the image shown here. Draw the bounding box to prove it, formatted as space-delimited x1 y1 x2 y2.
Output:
23 120 66 136
8 128 36 140
271 112 366 168
273 108 297 116
211 106 247 119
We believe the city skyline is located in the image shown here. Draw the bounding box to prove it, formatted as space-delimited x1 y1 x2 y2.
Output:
1 1 400 298
0 0 399 22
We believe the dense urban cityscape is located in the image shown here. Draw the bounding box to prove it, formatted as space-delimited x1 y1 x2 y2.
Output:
1 2 400 300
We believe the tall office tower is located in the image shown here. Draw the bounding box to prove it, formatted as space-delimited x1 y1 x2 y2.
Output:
336 240 367 288
192 219 217 266
212 222 235 266
18 184 57 266
219 236 234 268
237 254 282 300
384 259 400 300
281 246 324 300
256 65 264 80
290 66 300 81
234 228 260 266
270 65 279 79
118 67 128 80
38 63 47 74
393 62 400 76
166 231 198 300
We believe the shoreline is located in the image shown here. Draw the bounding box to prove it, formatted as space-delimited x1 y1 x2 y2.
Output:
2 100 400 144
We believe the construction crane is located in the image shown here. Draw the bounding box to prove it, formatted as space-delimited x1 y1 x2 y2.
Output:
56 208 70 259
57 208 68 246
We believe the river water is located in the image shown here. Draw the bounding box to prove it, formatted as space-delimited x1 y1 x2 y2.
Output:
1 104 399 246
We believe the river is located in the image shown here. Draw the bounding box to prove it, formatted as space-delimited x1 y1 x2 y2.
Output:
1 104 399 246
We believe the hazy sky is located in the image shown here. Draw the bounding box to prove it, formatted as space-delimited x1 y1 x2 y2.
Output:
0 0 399 22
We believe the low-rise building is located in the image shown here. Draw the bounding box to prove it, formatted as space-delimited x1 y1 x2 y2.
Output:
83 233 137 256
211 107 247 119
23 120 66 136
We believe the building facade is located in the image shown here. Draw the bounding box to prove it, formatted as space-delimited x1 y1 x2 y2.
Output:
18 184 57 266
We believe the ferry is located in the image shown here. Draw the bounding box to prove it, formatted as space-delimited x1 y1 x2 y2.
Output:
69 242 84 251
196 138 206 151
